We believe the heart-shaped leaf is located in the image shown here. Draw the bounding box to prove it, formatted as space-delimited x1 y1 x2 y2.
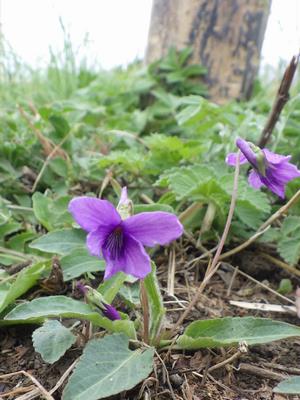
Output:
32 320 76 363
62 334 154 400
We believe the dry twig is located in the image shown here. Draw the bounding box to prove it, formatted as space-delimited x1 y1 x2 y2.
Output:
16 359 78 400
1 385 35 398
260 253 300 277
224 263 294 305
258 54 299 148
230 300 296 314
167 245 176 296
0 370 54 400
31 133 70 192
208 350 244 373
236 363 286 381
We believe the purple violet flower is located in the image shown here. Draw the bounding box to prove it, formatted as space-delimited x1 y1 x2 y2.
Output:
102 303 121 321
226 138 300 198
68 188 183 280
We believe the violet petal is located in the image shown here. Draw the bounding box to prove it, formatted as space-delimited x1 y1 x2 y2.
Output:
269 161 300 182
260 175 286 199
68 197 121 232
123 212 183 247
226 152 248 166
261 161 300 198
236 138 258 167
86 227 111 257
263 149 291 164
248 170 264 189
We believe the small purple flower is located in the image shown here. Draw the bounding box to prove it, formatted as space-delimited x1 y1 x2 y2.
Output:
226 138 300 198
102 303 121 321
68 188 183 280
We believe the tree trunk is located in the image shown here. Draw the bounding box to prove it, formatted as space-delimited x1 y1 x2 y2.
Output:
146 0 271 104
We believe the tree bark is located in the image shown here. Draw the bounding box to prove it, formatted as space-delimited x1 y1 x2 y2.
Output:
146 0 271 104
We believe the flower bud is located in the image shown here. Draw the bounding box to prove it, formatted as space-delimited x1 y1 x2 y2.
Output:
77 283 121 321
102 303 121 321
117 187 133 220
249 142 267 177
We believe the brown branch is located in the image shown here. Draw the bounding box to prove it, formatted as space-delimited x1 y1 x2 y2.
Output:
237 363 286 381
258 54 299 148
0 370 54 400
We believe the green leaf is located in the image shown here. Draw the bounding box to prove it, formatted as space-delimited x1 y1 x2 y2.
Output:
5 295 100 321
32 320 76 363
277 279 293 295
0 254 26 266
97 272 127 303
277 216 300 264
0 198 11 226
29 229 86 255
32 192 54 231
278 236 300 265
61 249 105 281
160 166 270 227
32 193 73 231
4 295 136 338
49 114 70 137
134 203 174 214
258 227 280 243
119 282 140 308
176 317 300 349
274 376 300 394
281 215 300 236
0 221 21 244
143 263 165 345
160 164 214 200
62 334 154 400
0 261 50 313
7 231 38 251
221 175 270 228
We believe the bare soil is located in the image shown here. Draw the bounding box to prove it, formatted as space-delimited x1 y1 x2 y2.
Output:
1 246 300 400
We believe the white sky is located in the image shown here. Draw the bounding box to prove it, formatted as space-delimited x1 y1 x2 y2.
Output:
1 0 300 70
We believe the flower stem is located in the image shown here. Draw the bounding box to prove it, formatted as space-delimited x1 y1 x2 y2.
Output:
170 151 241 335
219 188 300 261
140 279 149 344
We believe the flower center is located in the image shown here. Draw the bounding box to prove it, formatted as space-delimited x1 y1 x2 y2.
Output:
104 226 124 260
